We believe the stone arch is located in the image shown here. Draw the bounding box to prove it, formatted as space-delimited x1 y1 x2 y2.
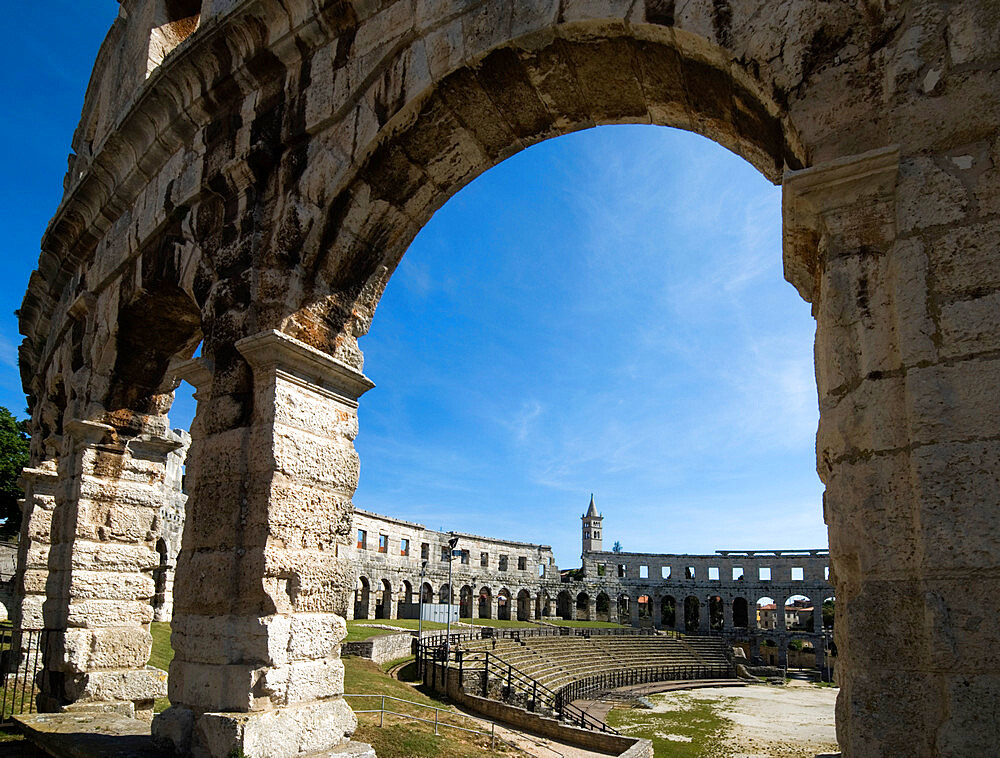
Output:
516 589 531 621
20 2 1000 754
756 596 777 630
354 576 372 620
398 580 413 606
733 596 749 628
595 591 610 622
478 587 493 619
535 590 551 620
375 579 392 619
421 582 434 604
661 595 676 628
460 585 474 618
497 588 512 621
575 591 590 621
684 595 700 633
785 594 815 632
556 590 573 621
617 594 631 625
439 583 452 605
708 595 724 631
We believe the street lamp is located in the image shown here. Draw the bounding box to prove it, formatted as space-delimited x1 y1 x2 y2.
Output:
446 535 460 644
418 559 428 642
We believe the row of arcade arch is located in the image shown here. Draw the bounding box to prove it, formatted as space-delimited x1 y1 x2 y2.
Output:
352 577 551 622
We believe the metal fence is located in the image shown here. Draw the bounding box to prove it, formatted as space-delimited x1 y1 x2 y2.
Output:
0 627 50 727
553 663 733 710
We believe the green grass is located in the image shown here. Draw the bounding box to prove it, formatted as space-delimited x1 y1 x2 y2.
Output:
544 619 628 628
607 692 732 758
344 657 511 756
459 618 535 629
148 622 174 714
345 619 449 642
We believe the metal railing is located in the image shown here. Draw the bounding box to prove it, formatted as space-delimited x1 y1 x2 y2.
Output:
0 627 51 727
553 664 733 709
416 626 736 734
344 693 530 754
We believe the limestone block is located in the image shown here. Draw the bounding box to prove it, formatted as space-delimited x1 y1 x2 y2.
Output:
67 599 154 627
65 540 158 573
152 704 195 755
288 613 348 661
933 673 1000 755
64 667 167 703
259 658 345 705
910 442 1000 571
928 217 1000 299
836 669 939 758
167 660 257 712
19 595 45 629
269 429 361 491
817 373 908 459
558 0 632 23
897 157 968 232
63 627 153 672
198 697 357 758
67 569 155 602
905 358 1000 444
423 18 465 81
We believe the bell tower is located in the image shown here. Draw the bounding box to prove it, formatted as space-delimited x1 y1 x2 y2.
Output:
582 494 603 554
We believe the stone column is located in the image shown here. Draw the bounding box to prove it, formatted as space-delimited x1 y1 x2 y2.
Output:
698 599 710 633
777 638 788 668
152 332 373 758
674 603 685 634
722 598 734 633
607 597 618 624
629 596 640 628
652 596 662 629
775 599 787 633
38 419 174 718
812 604 822 634
13 461 59 633
785 144 1000 754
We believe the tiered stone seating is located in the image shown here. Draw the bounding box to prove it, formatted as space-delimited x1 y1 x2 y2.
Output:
456 633 732 697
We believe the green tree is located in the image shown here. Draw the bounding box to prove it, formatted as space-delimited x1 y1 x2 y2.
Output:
612 541 623 553
822 598 835 629
0 407 30 537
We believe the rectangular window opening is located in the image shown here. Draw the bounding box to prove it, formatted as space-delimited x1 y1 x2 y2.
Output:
686 566 695 579
378 534 388 553
400 538 409 556
518 556 527 571
481 552 489 567
708 567 720 581
356 529 366 550
791 567 804 581
733 567 744 580
639 565 649 579
759 567 771 581
661 566 671 579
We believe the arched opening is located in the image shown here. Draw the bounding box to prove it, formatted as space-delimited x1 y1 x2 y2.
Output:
618 595 631 625
661 596 676 629
576 592 590 621
497 588 511 621
398 580 413 607
536 591 551 620
375 579 392 619
353 577 371 620
822 596 836 630
478 587 492 619
460 585 474 618
595 592 610 622
152 538 169 622
708 595 724 631
556 590 573 621
638 595 652 626
439 583 451 605
785 594 815 632
756 596 778 630
516 589 531 621
420 582 434 605
733 597 749 628
684 596 700 633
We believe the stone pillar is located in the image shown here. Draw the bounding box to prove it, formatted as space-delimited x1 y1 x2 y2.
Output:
13 461 59 633
785 144 1000 754
152 332 373 758
652 597 662 629
38 419 174 718
607 598 618 624
698 599 710 633
749 637 760 662
812 604 822 634
777 638 788 668
722 598 734 633
674 603 685 634
629 596 640 628
776 599 787 633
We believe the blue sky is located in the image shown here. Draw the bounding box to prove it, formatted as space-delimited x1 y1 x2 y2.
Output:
1 3 826 567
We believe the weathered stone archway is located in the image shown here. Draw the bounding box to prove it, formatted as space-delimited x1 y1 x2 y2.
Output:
15 1 1000 756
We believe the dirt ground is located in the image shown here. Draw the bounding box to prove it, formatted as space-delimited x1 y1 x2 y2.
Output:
651 682 839 757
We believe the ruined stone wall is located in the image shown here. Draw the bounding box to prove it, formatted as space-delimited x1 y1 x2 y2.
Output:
15 1 1000 756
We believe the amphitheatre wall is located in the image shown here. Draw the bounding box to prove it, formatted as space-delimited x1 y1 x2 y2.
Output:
14 0 1000 755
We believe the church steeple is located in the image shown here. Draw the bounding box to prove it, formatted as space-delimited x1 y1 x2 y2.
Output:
582 494 603 554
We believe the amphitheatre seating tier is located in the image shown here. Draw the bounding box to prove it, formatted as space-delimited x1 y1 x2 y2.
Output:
456 633 732 694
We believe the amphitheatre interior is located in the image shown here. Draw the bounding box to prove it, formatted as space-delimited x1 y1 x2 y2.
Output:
10 2 1000 758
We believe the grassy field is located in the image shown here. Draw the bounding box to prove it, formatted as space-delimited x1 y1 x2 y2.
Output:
345 619 449 642
607 694 732 757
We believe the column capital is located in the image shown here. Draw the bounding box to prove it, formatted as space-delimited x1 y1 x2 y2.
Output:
782 144 900 304
127 432 185 461
236 330 375 407
63 419 114 446
18 463 60 492
170 357 214 392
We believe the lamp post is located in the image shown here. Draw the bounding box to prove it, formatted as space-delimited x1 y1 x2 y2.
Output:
446 535 460 645
418 559 428 642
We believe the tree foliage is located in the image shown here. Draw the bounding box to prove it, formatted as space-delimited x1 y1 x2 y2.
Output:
0 407 30 536
612 541 623 553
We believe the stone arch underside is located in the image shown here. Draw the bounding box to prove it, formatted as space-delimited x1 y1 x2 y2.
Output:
14 2 1000 757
